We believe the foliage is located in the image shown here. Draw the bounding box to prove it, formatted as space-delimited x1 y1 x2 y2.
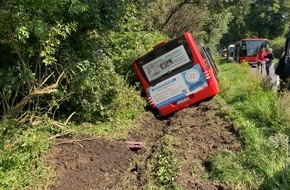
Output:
155 135 180 190
67 58 119 122
0 120 53 189
220 0 290 48
219 0 251 47
97 30 168 83
60 1 167 123
0 0 133 120
0 0 86 118
202 11 232 49
0 1 165 189
1 0 290 189
88 1 169 82
245 0 290 38
269 36 288 57
2 0 288 123
139 0 239 46
162 1 210 38
207 61 290 189
67 56 146 124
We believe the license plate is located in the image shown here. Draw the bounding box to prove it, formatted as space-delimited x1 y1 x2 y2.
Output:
177 97 189 104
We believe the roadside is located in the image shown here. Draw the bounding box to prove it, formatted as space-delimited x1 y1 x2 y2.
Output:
250 63 279 91
46 100 241 190
45 60 290 190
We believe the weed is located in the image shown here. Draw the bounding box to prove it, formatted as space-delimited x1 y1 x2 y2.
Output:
0 120 54 190
207 60 290 189
154 135 181 190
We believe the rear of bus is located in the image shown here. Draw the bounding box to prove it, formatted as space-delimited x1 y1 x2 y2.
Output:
132 32 219 116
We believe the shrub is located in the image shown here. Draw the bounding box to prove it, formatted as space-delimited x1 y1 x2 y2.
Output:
269 37 286 58
66 56 145 123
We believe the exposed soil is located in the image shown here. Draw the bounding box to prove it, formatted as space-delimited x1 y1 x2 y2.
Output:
47 100 241 190
48 137 133 190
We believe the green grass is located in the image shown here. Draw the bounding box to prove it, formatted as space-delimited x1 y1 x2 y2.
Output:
154 135 181 190
0 120 54 190
207 59 290 189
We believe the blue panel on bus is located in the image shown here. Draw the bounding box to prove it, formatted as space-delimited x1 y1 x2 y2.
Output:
148 64 208 108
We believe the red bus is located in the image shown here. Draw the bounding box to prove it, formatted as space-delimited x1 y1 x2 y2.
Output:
234 38 268 66
132 32 219 117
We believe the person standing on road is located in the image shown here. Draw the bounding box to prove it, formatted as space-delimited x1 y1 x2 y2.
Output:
257 47 267 74
265 48 274 77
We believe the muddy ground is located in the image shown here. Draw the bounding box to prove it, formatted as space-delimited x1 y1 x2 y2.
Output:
47 100 241 190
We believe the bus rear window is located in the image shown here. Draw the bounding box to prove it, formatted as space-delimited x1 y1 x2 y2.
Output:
135 35 193 85
142 45 190 83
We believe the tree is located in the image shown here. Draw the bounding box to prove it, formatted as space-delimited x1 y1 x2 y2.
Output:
219 0 251 47
245 0 290 38
0 0 131 121
220 0 290 50
0 0 87 118
141 0 240 47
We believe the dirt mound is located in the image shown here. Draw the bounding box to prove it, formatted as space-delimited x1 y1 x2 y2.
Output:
48 136 133 190
47 100 240 190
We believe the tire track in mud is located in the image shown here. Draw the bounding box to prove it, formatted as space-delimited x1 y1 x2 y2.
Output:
47 100 241 190
120 100 241 189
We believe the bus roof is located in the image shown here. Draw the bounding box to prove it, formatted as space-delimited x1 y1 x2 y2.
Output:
239 38 267 41
235 38 268 45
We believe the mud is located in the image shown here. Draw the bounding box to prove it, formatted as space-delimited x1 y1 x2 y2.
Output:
47 100 241 190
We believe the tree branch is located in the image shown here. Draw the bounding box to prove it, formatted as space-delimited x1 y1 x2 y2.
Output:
3 72 65 119
162 0 201 28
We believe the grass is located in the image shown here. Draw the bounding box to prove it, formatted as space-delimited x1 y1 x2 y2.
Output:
154 135 180 190
0 120 54 190
207 58 290 189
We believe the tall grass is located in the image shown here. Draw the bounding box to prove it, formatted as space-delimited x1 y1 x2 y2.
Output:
0 120 54 189
208 60 290 189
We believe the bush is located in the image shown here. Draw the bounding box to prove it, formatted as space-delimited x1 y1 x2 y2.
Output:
58 2 168 123
65 56 143 123
95 30 168 84
269 37 286 58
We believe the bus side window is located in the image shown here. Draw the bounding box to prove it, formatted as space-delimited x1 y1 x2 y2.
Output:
199 46 218 77
199 47 210 68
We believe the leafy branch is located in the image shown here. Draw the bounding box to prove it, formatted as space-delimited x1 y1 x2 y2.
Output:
3 72 64 120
